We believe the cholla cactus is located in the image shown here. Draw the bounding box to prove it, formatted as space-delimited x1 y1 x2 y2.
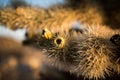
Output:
0 5 103 38
26 24 120 80
0 7 48 37
0 1 120 80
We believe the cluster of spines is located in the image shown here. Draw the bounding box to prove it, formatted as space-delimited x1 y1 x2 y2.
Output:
36 24 120 80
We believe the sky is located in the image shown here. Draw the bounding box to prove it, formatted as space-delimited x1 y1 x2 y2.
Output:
0 25 27 42
0 0 64 8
